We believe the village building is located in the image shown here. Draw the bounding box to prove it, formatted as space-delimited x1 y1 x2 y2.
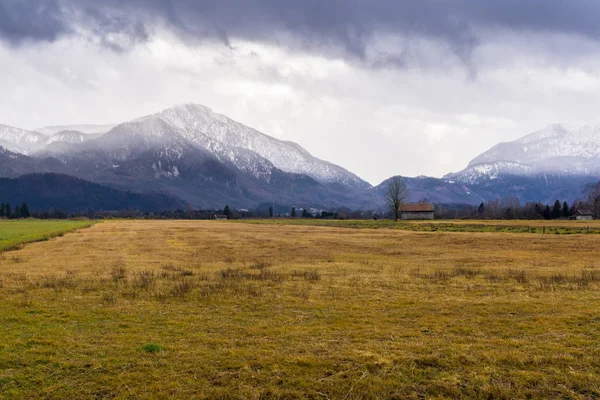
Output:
212 214 228 221
400 203 435 220
573 210 594 221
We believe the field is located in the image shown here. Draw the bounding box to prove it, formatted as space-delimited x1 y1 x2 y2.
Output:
1 220 600 399
0 220 96 252
240 218 600 234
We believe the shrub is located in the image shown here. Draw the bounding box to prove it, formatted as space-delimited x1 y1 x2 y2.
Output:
171 279 194 298
110 265 127 283
132 271 156 291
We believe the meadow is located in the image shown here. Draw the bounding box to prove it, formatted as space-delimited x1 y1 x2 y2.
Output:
1 220 600 399
240 218 600 234
0 220 96 252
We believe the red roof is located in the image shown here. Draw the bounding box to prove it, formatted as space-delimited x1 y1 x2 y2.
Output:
400 203 435 212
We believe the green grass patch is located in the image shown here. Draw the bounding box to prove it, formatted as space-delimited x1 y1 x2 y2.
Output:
0 220 96 252
141 343 164 353
237 218 600 235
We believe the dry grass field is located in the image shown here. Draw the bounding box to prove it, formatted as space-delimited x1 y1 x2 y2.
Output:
241 218 600 235
1 220 600 399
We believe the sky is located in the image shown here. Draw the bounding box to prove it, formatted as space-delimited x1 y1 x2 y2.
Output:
3 1 600 185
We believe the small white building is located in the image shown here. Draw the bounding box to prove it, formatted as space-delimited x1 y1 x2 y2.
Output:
574 210 594 221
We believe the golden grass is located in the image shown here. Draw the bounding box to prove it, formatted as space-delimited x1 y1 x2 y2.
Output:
1 220 600 399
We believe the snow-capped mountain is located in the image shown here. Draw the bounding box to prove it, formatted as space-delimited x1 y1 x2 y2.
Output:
30 104 367 189
16 104 374 208
0 125 96 155
37 124 116 135
4 110 600 209
447 124 600 184
0 125 47 154
135 104 369 188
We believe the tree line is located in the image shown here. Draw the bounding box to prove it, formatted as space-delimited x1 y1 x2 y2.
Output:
435 198 592 220
5 177 600 221
0 202 31 219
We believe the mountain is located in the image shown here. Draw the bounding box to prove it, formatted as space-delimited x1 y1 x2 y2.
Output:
0 125 47 154
373 176 485 206
137 104 368 188
438 124 600 204
29 104 373 209
36 124 117 135
0 146 71 177
4 109 600 210
447 124 600 184
0 173 188 212
0 124 99 155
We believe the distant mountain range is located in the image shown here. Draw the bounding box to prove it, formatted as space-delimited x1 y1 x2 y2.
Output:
1 106 599 211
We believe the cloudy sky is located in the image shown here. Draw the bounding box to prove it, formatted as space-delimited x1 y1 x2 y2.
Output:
2 0 600 184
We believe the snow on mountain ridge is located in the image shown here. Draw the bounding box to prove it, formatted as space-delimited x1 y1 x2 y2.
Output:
0 125 47 154
1 105 368 188
0 124 98 155
450 123 600 183
135 104 368 187
471 124 600 166
37 124 117 135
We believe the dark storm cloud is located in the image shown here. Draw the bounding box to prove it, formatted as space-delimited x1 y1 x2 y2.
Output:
0 0 69 43
2 0 600 59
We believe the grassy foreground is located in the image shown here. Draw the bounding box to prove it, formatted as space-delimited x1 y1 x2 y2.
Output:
1 220 600 398
0 220 95 252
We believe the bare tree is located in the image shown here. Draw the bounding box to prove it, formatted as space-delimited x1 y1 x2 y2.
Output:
385 176 409 221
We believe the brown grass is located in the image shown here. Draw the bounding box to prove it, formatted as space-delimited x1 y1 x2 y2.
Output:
0 220 600 399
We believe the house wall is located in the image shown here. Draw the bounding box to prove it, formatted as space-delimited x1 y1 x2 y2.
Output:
401 211 434 220
576 215 594 221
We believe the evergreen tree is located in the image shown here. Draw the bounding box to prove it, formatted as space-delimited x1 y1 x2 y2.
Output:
223 205 232 219
477 203 485 215
544 205 552 220
13 204 20 219
20 203 30 218
552 200 562 219
291 207 296 218
302 208 311 218
5 203 11 219
563 201 570 218
0 202 4 218
269 206 273 218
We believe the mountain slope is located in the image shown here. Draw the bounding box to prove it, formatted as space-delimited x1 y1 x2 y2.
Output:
32 104 374 209
37 124 117 135
0 146 71 177
0 173 188 212
0 124 99 155
373 176 485 206
0 125 47 154
141 104 369 188
448 124 600 183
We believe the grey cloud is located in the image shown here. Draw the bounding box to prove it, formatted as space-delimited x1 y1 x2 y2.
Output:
2 0 600 62
0 0 69 44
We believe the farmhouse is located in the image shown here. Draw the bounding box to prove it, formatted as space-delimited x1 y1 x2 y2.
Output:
212 214 228 221
574 210 594 221
400 203 435 220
